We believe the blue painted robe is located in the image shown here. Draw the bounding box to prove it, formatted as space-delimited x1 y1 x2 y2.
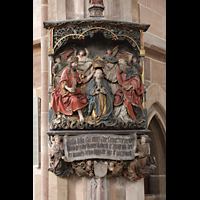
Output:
85 78 114 126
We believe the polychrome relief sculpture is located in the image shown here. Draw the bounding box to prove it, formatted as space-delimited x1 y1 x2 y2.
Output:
50 48 146 130
44 13 155 181
85 57 115 126
51 56 94 123
114 53 144 123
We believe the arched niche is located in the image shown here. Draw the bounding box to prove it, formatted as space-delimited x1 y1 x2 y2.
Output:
54 32 140 60
145 83 166 197
146 83 166 133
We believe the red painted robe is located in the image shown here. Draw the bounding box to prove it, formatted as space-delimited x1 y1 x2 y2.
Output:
52 67 88 116
114 67 144 121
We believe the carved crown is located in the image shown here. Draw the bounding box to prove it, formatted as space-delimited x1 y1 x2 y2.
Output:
116 53 129 61
92 56 105 69
67 56 79 64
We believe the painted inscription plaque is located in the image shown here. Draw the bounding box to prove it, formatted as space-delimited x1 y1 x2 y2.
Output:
63 133 137 162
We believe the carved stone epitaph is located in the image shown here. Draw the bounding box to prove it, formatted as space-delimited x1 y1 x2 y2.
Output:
44 16 155 181
63 134 137 162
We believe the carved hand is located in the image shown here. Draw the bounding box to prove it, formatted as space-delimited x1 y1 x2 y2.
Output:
65 85 75 93
91 89 99 96
91 66 95 75
135 153 139 157
82 67 95 84
99 87 107 94
123 84 134 90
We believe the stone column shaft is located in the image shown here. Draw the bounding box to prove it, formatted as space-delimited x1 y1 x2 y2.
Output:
41 0 48 200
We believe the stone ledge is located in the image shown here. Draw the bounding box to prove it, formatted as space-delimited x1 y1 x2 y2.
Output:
145 194 156 200
143 32 166 55
33 39 41 48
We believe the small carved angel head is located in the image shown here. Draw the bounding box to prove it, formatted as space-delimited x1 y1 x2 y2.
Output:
132 56 137 64
108 161 114 171
86 160 92 166
53 135 62 144
107 49 112 56
55 57 61 64
78 50 85 56
85 160 92 171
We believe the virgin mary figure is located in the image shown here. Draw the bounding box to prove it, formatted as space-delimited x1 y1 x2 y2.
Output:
85 59 115 126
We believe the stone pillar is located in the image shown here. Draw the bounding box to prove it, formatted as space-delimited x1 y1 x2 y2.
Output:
86 176 144 200
126 178 144 200
40 0 49 200
74 0 85 19
120 0 132 22
96 179 102 200
56 0 66 20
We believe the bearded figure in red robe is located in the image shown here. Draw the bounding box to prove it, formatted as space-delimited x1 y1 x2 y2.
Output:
52 56 95 122
114 54 144 122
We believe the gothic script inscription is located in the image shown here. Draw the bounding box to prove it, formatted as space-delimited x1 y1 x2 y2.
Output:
63 133 137 162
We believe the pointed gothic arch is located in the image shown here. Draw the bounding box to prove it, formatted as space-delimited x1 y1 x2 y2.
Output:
145 83 166 197
146 83 166 133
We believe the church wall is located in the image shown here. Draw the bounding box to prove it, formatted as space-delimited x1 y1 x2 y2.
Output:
144 48 166 92
33 0 41 40
33 46 41 90
138 0 166 39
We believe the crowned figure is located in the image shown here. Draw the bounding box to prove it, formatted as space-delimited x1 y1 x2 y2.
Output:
51 56 95 123
114 53 145 122
85 56 115 126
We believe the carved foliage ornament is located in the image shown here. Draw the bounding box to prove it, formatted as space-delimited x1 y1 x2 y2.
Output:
52 25 141 54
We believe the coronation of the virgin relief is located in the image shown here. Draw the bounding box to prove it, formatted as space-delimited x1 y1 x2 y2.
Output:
44 0 156 182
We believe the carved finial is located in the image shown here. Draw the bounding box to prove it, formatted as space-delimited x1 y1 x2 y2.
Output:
88 0 105 17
